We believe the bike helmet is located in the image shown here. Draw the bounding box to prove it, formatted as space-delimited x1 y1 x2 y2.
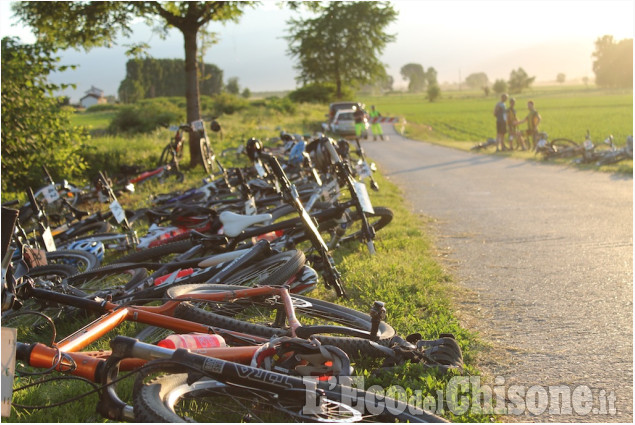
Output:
336 139 350 159
245 138 263 161
66 240 105 263
312 137 333 172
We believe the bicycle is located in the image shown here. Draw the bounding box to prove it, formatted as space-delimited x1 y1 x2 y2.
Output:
3 213 453 422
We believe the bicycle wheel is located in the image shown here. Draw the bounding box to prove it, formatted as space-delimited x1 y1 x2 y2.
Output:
2 264 79 330
113 240 200 264
46 249 100 273
133 370 444 423
336 206 393 247
132 250 307 342
167 284 395 358
58 221 111 242
200 139 215 174
66 263 148 298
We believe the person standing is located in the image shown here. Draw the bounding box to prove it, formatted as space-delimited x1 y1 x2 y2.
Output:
507 98 527 150
353 105 366 143
369 105 384 141
493 93 508 151
517 100 541 149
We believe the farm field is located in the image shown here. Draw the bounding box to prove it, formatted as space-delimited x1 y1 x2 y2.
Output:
360 87 633 149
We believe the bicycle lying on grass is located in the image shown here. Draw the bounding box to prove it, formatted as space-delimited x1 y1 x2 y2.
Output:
2 207 460 422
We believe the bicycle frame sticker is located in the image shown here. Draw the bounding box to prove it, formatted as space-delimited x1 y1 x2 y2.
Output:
42 184 60 204
109 200 126 224
353 182 375 214
202 357 225 374
1 327 17 417
236 365 294 388
41 227 56 252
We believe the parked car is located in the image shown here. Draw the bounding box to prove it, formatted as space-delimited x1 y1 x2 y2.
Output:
329 108 368 138
327 101 366 123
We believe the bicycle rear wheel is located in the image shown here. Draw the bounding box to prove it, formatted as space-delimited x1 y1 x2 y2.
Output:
200 139 215 174
133 370 444 423
167 284 395 358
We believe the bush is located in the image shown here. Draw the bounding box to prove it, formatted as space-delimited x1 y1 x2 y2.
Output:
108 99 184 134
206 92 249 116
1 37 88 193
288 83 354 103
85 103 120 112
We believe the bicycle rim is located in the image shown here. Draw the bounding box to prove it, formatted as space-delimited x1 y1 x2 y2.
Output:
133 373 361 422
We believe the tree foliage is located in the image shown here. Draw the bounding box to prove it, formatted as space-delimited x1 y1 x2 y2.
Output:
285 1 397 99
13 1 253 167
225 77 240 95
1 37 88 193
427 84 441 102
400 63 426 92
492 79 508 95
118 58 223 103
508 67 535 94
592 35 633 88
556 73 566 84
465 72 489 89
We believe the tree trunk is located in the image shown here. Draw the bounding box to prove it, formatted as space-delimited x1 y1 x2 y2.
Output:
183 28 202 167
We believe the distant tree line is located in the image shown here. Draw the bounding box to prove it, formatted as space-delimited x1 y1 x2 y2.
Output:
593 35 633 88
118 58 223 103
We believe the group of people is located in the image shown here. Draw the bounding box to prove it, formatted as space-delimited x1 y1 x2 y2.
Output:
354 105 384 141
494 94 541 151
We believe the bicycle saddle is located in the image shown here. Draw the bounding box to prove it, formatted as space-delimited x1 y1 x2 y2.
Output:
219 211 273 237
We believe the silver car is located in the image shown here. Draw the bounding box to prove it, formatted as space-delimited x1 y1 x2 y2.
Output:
329 109 368 138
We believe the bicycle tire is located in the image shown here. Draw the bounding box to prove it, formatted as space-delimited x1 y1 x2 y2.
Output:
2 264 80 330
45 249 100 273
337 206 393 246
167 284 395 358
200 139 214 174
59 221 111 242
157 145 172 168
66 264 148 298
133 371 444 423
113 240 199 264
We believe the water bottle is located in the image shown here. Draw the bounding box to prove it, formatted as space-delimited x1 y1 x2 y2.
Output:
158 333 226 352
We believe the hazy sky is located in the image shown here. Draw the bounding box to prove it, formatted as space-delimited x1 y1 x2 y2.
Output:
1 0 633 101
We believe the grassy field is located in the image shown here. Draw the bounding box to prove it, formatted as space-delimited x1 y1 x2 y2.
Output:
360 87 633 147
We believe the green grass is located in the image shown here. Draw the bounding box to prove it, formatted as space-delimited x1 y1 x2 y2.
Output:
361 87 633 146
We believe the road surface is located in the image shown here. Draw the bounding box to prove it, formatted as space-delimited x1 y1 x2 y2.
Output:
362 125 633 422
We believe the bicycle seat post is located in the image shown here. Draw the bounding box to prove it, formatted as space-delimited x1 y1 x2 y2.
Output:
369 301 386 341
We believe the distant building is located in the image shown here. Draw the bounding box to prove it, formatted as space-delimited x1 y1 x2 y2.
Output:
79 86 107 108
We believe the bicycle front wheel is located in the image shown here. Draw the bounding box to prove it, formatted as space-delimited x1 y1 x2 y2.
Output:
133 371 445 423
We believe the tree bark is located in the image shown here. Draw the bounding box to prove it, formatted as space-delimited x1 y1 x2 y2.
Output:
183 28 202 167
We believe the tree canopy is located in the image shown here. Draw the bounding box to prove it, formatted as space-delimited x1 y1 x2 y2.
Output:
400 63 426 93
13 1 253 166
118 58 223 103
465 72 489 89
285 1 397 99
592 35 633 88
508 67 535 94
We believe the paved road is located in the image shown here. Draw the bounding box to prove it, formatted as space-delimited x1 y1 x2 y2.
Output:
362 126 632 422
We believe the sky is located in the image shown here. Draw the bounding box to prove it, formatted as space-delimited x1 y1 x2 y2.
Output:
1 0 633 102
